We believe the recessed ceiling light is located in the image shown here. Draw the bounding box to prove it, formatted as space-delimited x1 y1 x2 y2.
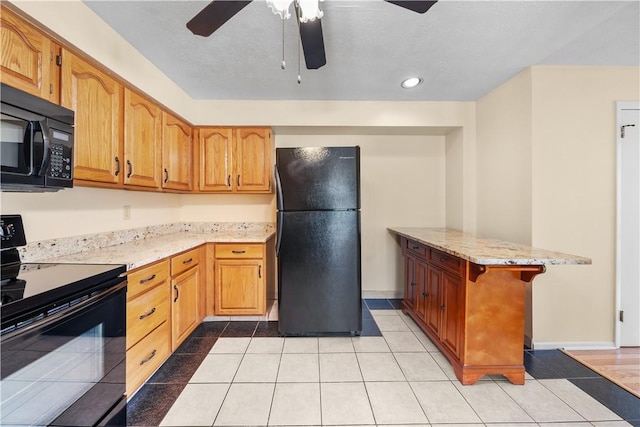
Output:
401 77 423 89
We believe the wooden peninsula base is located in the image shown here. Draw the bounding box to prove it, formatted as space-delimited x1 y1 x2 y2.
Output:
390 228 591 385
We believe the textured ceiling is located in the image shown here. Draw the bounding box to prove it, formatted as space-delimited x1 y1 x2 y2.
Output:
84 0 640 101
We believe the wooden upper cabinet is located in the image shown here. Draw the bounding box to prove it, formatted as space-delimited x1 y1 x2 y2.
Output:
198 127 272 193
199 127 233 192
124 89 162 188
61 50 123 184
162 112 192 191
235 127 272 192
0 5 59 102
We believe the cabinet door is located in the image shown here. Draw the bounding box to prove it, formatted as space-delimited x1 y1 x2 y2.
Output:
415 257 428 323
199 127 233 192
215 259 265 315
404 253 416 310
234 127 271 192
0 6 58 102
162 112 192 191
124 89 162 188
61 50 123 184
425 264 443 337
172 266 200 350
441 270 464 358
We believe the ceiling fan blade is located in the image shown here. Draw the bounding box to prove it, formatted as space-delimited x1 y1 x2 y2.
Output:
299 20 327 70
186 1 252 37
385 1 437 14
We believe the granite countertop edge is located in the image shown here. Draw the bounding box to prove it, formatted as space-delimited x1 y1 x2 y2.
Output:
37 229 276 271
388 227 592 266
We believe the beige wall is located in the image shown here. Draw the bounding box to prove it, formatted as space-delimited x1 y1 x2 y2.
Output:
0 187 181 241
530 66 640 346
476 65 640 346
476 68 533 245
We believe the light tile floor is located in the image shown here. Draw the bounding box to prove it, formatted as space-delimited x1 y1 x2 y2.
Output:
153 308 633 427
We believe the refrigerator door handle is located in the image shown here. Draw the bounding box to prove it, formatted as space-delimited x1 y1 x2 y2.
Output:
276 210 284 256
274 165 284 211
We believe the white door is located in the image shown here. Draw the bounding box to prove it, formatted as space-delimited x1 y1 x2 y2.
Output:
617 103 640 347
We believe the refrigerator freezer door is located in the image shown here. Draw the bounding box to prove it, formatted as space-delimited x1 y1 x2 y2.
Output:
278 210 362 335
276 146 360 211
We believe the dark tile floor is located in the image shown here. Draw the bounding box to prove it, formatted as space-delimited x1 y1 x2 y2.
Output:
127 298 640 426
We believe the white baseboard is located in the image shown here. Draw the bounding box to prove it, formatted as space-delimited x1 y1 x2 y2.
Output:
532 341 617 350
362 290 403 299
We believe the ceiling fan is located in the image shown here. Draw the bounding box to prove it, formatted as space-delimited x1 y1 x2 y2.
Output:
186 0 437 70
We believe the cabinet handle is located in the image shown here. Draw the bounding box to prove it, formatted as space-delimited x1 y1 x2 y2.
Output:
164 168 169 183
231 250 246 254
139 274 157 284
139 307 156 320
114 157 121 176
174 284 179 302
182 257 193 264
423 292 429 298
227 175 231 187
441 305 445 311
410 282 415 287
237 174 241 187
139 349 157 366
127 160 133 178
258 265 262 279
440 256 446 263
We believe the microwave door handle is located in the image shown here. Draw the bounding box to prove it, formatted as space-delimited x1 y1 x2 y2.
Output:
38 119 52 176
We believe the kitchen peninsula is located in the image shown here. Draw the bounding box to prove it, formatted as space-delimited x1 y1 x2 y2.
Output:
388 227 591 386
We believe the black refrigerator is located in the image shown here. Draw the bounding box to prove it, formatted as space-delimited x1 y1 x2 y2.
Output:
275 146 362 336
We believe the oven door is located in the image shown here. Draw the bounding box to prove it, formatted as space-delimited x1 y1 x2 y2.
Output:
0 281 127 427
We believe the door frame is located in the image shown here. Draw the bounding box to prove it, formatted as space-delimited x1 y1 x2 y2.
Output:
615 101 640 347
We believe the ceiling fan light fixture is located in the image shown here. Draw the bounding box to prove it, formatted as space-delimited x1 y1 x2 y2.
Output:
297 0 323 23
267 0 294 20
401 77 423 89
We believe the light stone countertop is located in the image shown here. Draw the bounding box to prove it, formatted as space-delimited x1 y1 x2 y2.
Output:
34 228 275 271
388 227 591 266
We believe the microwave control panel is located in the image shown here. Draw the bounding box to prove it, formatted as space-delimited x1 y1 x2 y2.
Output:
48 130 73 180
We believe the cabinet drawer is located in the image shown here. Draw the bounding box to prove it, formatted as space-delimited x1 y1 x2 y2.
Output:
215 244 263 259
405 239 428 259
126 320 171 396
126 282 170 350
127 260 170 299
430 248 463 275
171 247 200 277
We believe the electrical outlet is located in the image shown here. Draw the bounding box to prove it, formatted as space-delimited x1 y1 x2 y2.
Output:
123 205 131 220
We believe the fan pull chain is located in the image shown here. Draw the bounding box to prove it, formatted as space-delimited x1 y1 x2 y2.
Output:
296 2 302 84
281 0 286 70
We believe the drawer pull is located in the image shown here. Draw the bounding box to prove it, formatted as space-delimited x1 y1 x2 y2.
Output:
412 245 420 250
139 274 157 284
441 305 445 311
440 256 446 263
231 250 246 254
174 284 179 302
140 349 157 366
182 257 193 264
139 307 156 320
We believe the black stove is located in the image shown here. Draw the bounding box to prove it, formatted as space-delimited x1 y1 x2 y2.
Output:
0 214 128 426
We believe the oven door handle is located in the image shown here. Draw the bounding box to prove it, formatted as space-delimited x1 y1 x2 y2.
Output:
0 278 127 342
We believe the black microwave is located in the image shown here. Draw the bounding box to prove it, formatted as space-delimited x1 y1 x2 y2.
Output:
1 84 74 192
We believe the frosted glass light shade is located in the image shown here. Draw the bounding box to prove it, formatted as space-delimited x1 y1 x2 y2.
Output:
267 0 294 19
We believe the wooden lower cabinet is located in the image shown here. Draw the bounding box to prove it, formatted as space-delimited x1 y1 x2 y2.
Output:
170 247 202 350
125 260 171 396
213 238 275 316
401 237 535 385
